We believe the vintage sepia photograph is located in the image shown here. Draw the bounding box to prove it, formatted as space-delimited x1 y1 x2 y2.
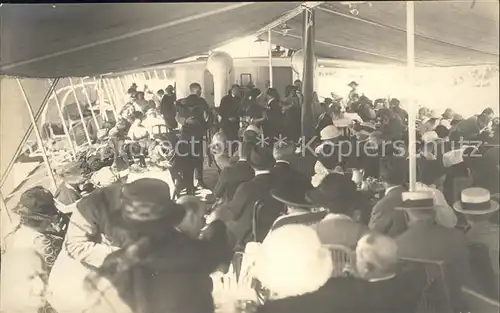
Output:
0 1 499 313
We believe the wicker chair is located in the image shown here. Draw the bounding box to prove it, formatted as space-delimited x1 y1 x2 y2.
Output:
322 244 357 278
399 257 454 313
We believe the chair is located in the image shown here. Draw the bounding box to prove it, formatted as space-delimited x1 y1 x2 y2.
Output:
461 286 500 313
399 257 454 313
468 244 499 300
322 244 356 278
151 124 167 136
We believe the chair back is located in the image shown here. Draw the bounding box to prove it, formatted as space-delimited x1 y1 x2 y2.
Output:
151 124 167 136
399 257 454 313
461 286 500 313
468 243 499 300
252 200 265 242
323 244 356 278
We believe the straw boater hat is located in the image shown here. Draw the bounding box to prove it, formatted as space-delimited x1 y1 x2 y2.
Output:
348 81 359 88
453 187 499 215
395 191 435 211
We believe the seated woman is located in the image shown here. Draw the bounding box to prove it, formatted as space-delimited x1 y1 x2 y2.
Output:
1 250 57 313
4 186 70 271
210 127 232 170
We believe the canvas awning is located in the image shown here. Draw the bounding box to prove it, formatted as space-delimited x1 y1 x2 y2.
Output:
0 2 300 78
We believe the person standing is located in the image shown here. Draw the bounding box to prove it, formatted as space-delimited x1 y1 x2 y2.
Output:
218 84 242 142
161 85 177 129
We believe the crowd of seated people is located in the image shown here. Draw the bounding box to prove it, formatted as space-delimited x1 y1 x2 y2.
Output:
2 79 499 313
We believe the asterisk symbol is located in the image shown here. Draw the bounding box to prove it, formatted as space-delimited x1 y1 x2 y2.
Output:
257 133 269 147
274 134 288 148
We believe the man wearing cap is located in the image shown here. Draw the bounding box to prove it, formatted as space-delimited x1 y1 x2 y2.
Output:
271 141 313 194
47 178 176 312
453 187 499 298
217 145 283 249
347 81 359 106
307 173 370 249
395 191 473 311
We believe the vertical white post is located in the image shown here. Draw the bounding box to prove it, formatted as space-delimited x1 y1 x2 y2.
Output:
68 78 92 145
102 78 119 120
80 78 100 130
16 78 58 190
163 69 167 80
268 29 273 88
109 78 123 112
50 80 77 158
406 1 416 192
153 69 160 80
118 76 126 96
95 78 109 122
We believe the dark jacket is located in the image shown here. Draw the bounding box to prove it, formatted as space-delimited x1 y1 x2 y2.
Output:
226 173 285 248
218 94 241 138
214 160 255 202
368 185 408 237
257 272 422 313
160 94 177 120
281 104 302 142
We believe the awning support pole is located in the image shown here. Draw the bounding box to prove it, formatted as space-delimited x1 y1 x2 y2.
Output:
80 78 100 129
50 79 77 159
16 78 57 190
153 69 160 80
301 8 316 142
268 30 273 87
0 78 59 187
68 78 92 145
101 78 119 120
163 69 167 80
109 78 123 112
95 78 109 122
118 77 126 97
0 189 12 224
406 1 417 192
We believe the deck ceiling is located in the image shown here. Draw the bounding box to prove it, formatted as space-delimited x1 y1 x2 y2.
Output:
267 1 499 67
0 1 498 78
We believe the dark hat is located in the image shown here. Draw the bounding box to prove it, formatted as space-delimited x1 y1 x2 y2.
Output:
305 173 357 212
111 178 185 230
271 187 315 209
348 81 359 87
14 186 57 218
247 146 275 170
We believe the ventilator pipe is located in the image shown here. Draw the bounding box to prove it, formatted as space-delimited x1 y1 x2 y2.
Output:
291 49 318 78
206 51 234 107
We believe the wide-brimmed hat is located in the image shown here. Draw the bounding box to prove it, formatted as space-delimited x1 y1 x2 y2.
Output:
320 125 341 141
348 81 359 88
442 108 455 119
453 187 499 215
14 186 57 218
271 187 315 209
110 178 185 230
305 173 356 210
395 191 435 211
247 145 275 170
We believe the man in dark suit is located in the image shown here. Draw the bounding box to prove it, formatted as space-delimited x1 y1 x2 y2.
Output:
218 85 242 142
213 141 255 203
369 157 409 237
271 141 313 192
160 85 177 128
219 145 284 249
396 191 473 312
